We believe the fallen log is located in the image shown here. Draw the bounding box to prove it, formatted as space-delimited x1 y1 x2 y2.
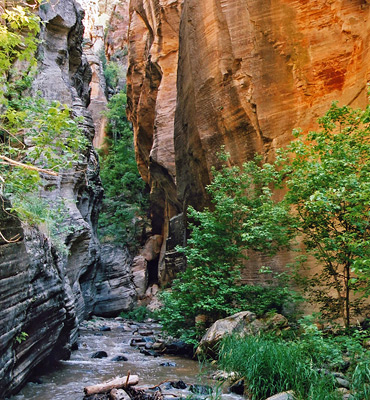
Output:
84 375 139 396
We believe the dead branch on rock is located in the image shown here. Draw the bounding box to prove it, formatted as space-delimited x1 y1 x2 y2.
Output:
84 375 139 396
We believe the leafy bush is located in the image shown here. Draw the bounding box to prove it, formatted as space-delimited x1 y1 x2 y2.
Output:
120 306 154 322
159 151 296 343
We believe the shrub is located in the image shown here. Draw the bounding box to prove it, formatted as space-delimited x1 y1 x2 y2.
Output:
120 306 154 322
159 150 296 343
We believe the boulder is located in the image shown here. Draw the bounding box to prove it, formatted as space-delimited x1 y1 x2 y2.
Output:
265 392 295 400
91 351 108 359
197 311 290 357
196 311 262 356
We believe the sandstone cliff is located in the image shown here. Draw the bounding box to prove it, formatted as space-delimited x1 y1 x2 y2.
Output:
127 0 370 284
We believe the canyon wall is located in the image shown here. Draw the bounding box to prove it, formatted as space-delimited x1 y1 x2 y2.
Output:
0 0 134 395
127 0 370 283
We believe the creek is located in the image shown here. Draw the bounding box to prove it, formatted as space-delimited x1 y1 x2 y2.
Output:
9 318 242 400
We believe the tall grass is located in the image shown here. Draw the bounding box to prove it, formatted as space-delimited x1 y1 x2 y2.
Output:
218 335 342 400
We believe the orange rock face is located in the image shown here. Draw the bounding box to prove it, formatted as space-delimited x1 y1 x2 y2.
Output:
127 0 183 236
127 0 370 281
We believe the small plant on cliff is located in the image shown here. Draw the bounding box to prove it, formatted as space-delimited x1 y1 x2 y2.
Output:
160 150 295 343
98 90 149 249
281 101 370 328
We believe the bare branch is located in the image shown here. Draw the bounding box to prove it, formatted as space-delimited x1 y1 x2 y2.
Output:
0 155 59 176
0 230 21 243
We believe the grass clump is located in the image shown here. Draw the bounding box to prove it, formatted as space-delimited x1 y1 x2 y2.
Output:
218 334 341 400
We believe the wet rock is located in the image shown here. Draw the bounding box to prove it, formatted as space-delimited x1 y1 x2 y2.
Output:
145 342 153 349
94 333 104 336
171 380 187 389
30 377 43 385
164 340 194 356
110 388 131 400
265 392 295 400
91 351 108 359
189 384 212 395
130 338 146 347
140 348 160 357
99 326 111 332
335 377 350 389
161 382 174 390
152 342 165 351
229 379 244 395
211 370 236 381
160 362 177 367
112 355 128 362
139 330 154 336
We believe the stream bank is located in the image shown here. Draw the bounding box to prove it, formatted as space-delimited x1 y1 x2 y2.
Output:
8 318 242 400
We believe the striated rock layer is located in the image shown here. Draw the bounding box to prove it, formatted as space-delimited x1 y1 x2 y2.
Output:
0 0 135 395
127 0 370 283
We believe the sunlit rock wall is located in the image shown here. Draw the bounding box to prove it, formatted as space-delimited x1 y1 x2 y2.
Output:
127 0 370 284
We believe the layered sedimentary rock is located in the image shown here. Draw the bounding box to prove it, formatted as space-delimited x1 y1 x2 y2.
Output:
127 0 370 283
0 0 103 395
0 208 66 396
94 245 136 316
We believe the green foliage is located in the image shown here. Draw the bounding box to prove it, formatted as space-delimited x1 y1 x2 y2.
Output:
160 151 296 342
0 4 40 103
351 360 370 400
119 306 155 322
99 49 125 94
218 334 343 400
295 315 370 373
98 90 148 248
14 331 28 344
0 3 87 248
281 101 370 327
218 318 370 400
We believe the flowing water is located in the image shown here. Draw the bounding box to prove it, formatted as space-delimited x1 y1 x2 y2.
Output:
9 318 241 400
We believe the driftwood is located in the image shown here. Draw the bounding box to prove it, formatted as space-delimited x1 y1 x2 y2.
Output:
84 375 139 396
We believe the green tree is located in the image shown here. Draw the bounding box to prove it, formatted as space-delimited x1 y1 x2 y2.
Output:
282 101 370 328
98 90 148 248
160 151 294 343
